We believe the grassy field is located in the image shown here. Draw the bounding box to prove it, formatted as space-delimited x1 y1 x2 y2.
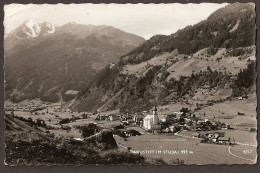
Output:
166 47 254 80
195 97 257 131
114 131 257 165
7 106 123 139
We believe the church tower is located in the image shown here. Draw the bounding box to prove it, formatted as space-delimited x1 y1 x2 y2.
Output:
153 105 158 124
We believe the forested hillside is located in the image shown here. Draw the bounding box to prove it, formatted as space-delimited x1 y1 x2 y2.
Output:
121 3 255 65
72 3 256 113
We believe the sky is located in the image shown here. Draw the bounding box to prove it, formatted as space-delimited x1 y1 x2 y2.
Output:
4 3 228 39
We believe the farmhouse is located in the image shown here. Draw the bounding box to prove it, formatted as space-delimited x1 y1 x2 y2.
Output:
96 114 109 121
159 115 167 122
123 130 141 137
133 115 143 126
173 112 183 118
168 125 175 132
81 113 88 119
143 106 159 130
121 118 136 126
109 114 120 121
36 118 46 127
216 137 231 144
221 123 230 129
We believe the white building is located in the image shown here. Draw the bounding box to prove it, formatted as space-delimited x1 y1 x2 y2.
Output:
143 106 159 130
173 112 183 118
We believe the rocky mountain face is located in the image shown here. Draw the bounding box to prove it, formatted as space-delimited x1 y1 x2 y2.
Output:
72 3 256 113
4 20 145 102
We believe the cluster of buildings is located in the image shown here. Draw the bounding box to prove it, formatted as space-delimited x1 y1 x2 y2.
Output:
197 132 232 145
96 105 231 135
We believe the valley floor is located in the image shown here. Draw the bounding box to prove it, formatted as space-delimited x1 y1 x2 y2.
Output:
4 96 257 165
114 132 257 165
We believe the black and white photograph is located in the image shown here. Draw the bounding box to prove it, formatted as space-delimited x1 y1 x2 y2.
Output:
3 2 257 165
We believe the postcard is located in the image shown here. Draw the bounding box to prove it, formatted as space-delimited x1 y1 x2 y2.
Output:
3 2 257 165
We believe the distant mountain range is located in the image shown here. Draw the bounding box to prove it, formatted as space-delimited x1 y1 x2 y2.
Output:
71 3 256 113
4 20 145 102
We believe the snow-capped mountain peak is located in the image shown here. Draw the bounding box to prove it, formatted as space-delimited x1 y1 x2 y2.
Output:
9 19 56 38
24 19 41 37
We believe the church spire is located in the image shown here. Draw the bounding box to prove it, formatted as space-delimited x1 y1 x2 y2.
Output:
153 105 157 115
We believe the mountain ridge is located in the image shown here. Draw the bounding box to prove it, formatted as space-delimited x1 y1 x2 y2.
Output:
71 3 256 113
4 21 145 103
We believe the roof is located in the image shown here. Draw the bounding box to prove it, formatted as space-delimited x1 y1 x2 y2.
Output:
143 114 154 120
99 115 109 117
109 114 118 118
36 118 44 121
218 137 230 141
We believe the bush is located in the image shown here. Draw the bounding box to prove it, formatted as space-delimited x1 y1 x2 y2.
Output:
101 150 145 165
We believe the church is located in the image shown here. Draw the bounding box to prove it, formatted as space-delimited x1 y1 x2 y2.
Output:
143 105 159 130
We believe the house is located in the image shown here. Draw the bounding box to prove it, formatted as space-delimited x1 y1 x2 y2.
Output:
197 120 205 124
173 112 183 118
120 114 139 125
168 125 175 132
217 137 231 144
81 113 88 119
121 119 135 126
36 118 46 127
124 130 141 137
237 97 243 100
221 123 230 129
96 114 109 121
109 114 120 121
192 132 199 138
143 106 159 130
205 133 215 138
184 118 191 123
215 131 225 137
142 111 148 116
159 115 167 123
133 116 143 126
164 114 177 123
180 125 190 131
208 132 226 142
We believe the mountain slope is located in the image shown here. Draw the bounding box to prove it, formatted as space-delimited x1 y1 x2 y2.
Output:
72 3 256 113
121 2 255 65
4 20 145 102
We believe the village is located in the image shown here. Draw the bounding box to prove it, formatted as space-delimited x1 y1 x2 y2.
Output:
5 100 241 146
96 105 235 145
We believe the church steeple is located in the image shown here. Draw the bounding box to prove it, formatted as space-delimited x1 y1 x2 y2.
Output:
153 105 157 115
152 105 158 124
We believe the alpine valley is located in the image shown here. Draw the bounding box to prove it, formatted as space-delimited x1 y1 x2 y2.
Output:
5 3 256 114
4 3 257 166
